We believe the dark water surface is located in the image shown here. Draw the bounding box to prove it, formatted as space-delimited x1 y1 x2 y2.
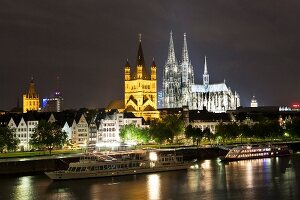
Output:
1 155 300 200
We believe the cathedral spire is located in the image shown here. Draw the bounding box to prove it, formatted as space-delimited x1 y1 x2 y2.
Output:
182 33 189 63
167 31 176 64
136 33 145 67
134 33 148 79
203 56 209 86
204 56 208 74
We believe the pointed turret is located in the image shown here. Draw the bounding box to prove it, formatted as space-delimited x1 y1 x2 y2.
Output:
167 31 176 64
151 58 157 80
136 34 145 67
203 56 209 86
204 56 208 74
134 34 149 79
182 33 189 63
151 58 156 68
124 59 131 81
27 77 38 98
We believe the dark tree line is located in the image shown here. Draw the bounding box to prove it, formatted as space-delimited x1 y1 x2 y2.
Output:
185 125 213 146
215 119 300 144
0 126 19 153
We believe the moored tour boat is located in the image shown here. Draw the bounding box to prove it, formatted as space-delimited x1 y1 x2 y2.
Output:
221 144 293 162
45 150 193 180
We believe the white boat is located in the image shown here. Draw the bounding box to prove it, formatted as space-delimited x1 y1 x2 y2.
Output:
221 144 293 162
45 150 193 180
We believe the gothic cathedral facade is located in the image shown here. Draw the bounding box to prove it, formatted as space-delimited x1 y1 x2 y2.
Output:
163 32 240 113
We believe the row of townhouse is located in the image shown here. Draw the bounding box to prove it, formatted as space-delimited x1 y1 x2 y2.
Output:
0 110 145 151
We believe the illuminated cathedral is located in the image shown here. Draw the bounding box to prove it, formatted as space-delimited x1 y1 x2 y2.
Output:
124 35 159 120
163 32 240 113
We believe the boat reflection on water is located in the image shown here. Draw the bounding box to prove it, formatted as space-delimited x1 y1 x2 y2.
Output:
2 155 299 200
222 156 295 199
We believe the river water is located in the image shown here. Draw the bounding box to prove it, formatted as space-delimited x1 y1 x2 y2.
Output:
1 155 300 200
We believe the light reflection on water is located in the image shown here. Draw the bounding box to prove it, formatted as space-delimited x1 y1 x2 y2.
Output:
147 174 160 200
14 176 32 200
0 155 299 200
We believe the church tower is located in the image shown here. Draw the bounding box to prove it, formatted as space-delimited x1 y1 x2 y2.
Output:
163 31 181 108
23 77 40 113
124 34 159 121
180 33 194 106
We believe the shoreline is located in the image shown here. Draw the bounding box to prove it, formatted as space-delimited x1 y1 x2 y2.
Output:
1 142 300 176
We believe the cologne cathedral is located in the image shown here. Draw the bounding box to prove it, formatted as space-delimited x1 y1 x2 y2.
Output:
162 32 240 113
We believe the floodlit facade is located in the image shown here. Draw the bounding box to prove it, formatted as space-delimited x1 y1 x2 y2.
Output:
71 114 89 147
1 110 147 150
23 78 40 113
124 35 159 120
163 32 240 113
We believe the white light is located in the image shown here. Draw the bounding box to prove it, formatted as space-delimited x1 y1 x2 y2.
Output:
126 141 137 146
190 164 199 169
149 152 158 161
96 142 120 147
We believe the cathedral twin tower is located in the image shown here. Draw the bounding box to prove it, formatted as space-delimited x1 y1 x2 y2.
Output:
163 32 240 113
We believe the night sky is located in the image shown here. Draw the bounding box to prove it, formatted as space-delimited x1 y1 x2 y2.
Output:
1 0 300 110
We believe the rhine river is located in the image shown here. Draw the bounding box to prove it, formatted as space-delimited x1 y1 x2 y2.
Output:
1 155 300 200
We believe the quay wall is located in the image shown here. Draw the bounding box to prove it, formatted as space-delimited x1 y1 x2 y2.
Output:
0 157 79 176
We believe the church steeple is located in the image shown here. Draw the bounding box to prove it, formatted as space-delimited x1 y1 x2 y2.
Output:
203 56 209 86
23 77 40 113
134 34 149 79
136 33 145 67
182 33 189 63
167 31 176 64
27 77 38 98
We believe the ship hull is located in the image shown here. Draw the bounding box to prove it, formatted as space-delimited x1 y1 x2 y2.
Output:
45 164 191 180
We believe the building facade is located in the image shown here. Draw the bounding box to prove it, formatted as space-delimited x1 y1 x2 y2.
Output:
42 92 64 112
163 32 240 113
124 36 159 121
23 78 40 113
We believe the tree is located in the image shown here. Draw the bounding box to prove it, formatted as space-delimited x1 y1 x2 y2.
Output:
285 118 300 139
164 114 185 143
203 127 213 144
0 126 19 153
119 124 150 144
185 125 203 146
239 124 252 143
215 122 229 144
30 120 67 155
149 120 171 144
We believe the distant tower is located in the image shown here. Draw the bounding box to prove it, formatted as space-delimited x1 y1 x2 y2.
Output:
180 33 194 106
42 76 64 112
124 34 159 120
250 96 258 107
163 31 181 108
23 77 40 113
